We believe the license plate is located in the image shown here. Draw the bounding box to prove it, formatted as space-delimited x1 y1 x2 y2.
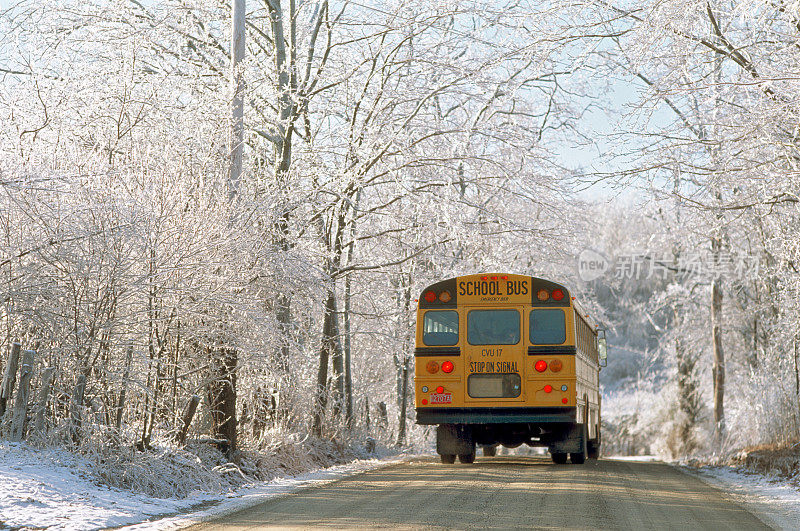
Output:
429 393 452 404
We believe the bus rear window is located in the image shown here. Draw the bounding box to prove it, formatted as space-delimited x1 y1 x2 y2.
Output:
423 310 459 346
530 309 566 344
468 373 522 398
467 309 520 345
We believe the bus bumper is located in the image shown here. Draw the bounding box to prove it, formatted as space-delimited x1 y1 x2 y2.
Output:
415 407 576 425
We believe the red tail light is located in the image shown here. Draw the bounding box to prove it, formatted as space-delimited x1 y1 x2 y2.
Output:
544 385 552 393
424 291 436 302
441 361 454 373
436 386 444 394
552 289 564 301
535 360 547 372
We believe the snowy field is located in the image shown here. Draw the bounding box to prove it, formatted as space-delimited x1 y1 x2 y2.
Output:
0 441 404 530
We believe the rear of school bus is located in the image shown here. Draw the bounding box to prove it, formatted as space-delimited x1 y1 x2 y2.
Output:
414 273 602 464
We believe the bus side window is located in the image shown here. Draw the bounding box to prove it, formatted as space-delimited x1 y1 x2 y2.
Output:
422 310 459 346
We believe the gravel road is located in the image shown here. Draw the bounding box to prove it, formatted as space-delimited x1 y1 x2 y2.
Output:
186 456 772 530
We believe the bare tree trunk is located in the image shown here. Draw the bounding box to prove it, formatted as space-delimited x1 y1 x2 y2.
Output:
229 0 245 201
396 358 409 447
33 366 54 435
176 394 201 446
207 347 238 455
9 349 35 441
711 276 725 441
377 401 387 436
330 289 344 425
197 0 245 459
312 290 336 437
116 344 133 430
70 373 87 444
342 190 361 429
750 316 759 370
795 335 800 437
675 336 700 453
364 395 370 431
0 342 22 419
267 0 296 393
343 273 353 428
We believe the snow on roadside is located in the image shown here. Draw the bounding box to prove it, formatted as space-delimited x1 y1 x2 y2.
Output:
120 456 408 530
682 464 800 530
9 443 800 530
608 454 800 529
0 441 403 531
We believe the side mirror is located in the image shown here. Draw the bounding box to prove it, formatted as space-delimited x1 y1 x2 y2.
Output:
598 330 607 367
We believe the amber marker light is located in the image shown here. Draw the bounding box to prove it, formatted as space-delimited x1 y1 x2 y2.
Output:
439 290 452 303
426 360 439 374
537 289 550 301
550 359 563 372
441 360 454 373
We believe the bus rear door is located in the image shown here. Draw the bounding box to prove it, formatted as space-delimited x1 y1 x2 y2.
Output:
463 306 526 405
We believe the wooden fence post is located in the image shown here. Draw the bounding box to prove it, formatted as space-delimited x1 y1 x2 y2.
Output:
33 366 55 435
9 349 35 441
176 394 201 446
0 342 22 419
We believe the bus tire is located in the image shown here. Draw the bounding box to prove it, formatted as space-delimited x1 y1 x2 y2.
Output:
441 454 456 464
551 452 567 464
458 452 476 464
570 424 588 464
483 445 497 457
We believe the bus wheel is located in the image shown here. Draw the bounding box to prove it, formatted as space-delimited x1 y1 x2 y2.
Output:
441 454 456 464
551 452 567 464
570 425 588 464
482 445 497 457
458 452 476 464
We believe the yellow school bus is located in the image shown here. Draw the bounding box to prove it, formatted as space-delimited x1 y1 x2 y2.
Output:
414 273 606 464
